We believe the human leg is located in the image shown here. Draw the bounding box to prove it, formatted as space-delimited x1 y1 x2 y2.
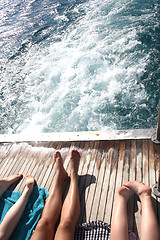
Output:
0 174 23 197
54 150 81 240
31 151 68 240
0 175 34 240
110 186 133 240
124 181 160 240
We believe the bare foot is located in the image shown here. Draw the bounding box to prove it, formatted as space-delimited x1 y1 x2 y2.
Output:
54 151 68 181
70 150 80 176
117 186 134 202
0 174 23 185
0 174 23 195
25 175 35 192
123 181 151 200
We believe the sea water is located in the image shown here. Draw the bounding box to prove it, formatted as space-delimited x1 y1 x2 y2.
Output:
0 0 159 134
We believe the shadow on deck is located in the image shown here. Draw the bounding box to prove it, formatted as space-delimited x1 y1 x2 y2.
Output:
0 139 159 238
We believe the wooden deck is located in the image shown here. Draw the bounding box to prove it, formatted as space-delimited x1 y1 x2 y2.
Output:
0 139 159 238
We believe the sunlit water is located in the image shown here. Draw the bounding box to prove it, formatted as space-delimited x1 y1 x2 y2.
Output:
0 0 159 134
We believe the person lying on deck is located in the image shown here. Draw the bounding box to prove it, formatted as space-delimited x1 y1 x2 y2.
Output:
0 174 35 240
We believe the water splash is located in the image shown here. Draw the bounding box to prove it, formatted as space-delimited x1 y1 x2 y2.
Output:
0 0 159 134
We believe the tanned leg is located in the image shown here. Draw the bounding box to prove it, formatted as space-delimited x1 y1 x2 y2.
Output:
110 186 133 240
124 181 160 240
0 174 23 197
54 150 81 240
0 175 34 240
31 151 68 240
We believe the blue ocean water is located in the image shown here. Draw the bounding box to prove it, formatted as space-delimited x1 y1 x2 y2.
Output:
0 0 160 134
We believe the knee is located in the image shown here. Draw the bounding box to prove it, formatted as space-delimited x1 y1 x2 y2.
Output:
59 217 75 231
36 217 52 232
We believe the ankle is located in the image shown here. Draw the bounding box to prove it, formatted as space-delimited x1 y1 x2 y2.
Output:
117 195 128 204
23 186 33 196
139 194 151 203
70 171 79 180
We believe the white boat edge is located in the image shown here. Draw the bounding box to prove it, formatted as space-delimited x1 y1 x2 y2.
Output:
0 128 157 142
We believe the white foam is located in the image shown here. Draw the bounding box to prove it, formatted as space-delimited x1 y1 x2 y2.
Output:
1 0 158 134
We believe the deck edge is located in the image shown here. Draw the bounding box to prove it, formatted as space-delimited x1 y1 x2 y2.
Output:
0 128 156 142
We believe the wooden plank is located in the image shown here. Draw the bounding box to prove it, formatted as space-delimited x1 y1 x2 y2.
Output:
36 141 55 187
135 140 143 238
0 143 19 177
122 140 130 183
129 140 136 181
112 141 126 222
1 143 27 178
38 152 54 187
149 141 156 187
79 141 90 175
78 141 95 223
17 143 40 191
96 141 113 221
89 142 106 221
143 140 149 186
18 143 45 191
8 144 33 181
104 141 119 224
91 141 109 221
32 142 52 185
33 154 50 185
13 146 37 192
96 141 114 222
0 144 13 176
40 155 55 189
118 140 126 185
22 156 43 191
79 141 97 222
81 141 99 223
0 143 12 162
45 142 62 191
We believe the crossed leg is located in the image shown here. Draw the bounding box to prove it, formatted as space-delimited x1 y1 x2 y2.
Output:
124 181 160 240
111 181 160 240
0 175 35 240
110 185 133 240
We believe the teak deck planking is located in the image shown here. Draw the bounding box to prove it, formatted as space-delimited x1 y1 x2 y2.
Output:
0 139 159 238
